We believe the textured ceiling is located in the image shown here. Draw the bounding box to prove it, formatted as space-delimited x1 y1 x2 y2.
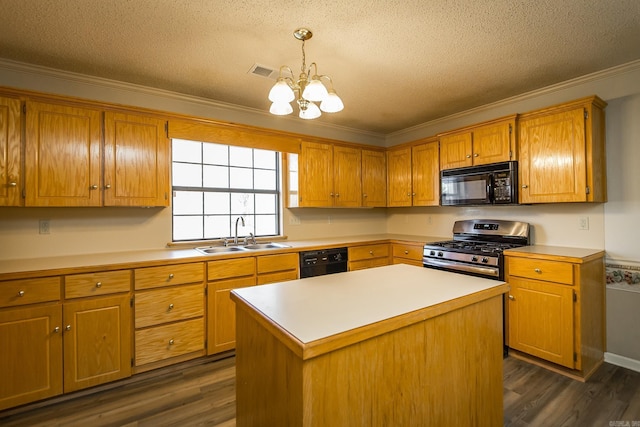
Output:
1 0 639 134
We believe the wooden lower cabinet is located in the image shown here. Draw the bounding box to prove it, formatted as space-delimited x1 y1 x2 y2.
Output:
392 243 424 267
348 244 390 271
63 295 132 393
257 253 298 285
0 303 63 411
505 248 605 380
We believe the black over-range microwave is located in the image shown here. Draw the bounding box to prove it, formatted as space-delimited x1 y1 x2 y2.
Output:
440 161 518 206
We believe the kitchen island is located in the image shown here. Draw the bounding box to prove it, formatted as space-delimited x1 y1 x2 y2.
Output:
230 264 509 426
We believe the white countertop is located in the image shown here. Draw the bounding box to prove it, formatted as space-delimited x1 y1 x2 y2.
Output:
232 264 506 344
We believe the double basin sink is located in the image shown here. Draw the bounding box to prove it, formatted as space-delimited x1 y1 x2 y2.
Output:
195 242 291 255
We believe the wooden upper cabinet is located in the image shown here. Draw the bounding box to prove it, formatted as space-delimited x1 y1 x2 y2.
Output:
299 141 333 207
104 112 170 207
25 101 102 206
439 116 515 170
297 141 364 208
386 146 412 207
518 96 607 203
0 96 21 206
333 145 362 207
412 139 440 206
361 149 386 207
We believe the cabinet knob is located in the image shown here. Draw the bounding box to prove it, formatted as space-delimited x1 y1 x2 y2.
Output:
168 303 174 310
407 193 411 197
330 192 334 197
522 185 528 189
54 326 60 333
466 154 471 158
169 339 175 345
474 153 479 157
90 185 98 190
95 282 102 288
105 184 111 189
363 193 368 198
168 273 174 279
66 325 72 331
9 181 17 187
508 295 515 300
369 250 374 255
412 193 416 196
534 268 542 273
18 290 25 297
404 250 409 254
335 193 340 197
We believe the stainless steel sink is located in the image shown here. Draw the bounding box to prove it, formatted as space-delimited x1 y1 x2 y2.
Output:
195 246 249 255
242 242 292 250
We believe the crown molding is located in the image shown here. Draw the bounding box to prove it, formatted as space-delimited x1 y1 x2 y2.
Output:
388 59 640 142
0 58 384 145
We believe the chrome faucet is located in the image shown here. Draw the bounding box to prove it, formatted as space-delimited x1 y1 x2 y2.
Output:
234 216 245 245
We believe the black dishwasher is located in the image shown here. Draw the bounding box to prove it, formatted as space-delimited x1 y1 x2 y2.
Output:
299 247 348 278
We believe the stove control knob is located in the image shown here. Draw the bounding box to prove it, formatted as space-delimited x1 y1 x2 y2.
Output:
430 251 436 256
437 251 444 257
481 257 489 263
471 256 478 262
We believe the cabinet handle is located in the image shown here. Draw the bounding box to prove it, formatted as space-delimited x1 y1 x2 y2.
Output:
95 282 102 288
508 295 515 300
18 290 25 297
522 185 528 189
363 193 368 198
9 182 17 187
404 250 409 254
169 339 175 345
90 185 98 190
335 193 340 197
168 273 174 280
105 184 111 189
330 192 334 197
466 154 471 158
66 325 71 331
474 153 479 157
534 268 542 273
407 193 411 197
168 303 174 311
412 193 416 196
369 250 374 255
54 326 60 333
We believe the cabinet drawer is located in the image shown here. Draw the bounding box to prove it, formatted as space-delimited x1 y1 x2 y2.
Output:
349 244 390 261
507 257 574 285
0 277 60 308
257 253 298 274
135 284 204 328
257 270 299 285
65 270 131 299
135 263 204 290
349 257 390 271
392 244 424 261
208 258 256 281
135 318 204 366
392 258 424 267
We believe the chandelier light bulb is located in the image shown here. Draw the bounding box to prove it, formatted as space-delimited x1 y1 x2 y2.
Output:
302 78 329 102
268 79 295 103
269 101 293 115
299 101 321 119
320 90 344 113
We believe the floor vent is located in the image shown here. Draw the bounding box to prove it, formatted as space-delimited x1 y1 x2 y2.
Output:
248 63 279 80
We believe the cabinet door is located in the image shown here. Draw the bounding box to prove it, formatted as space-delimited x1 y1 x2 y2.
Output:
0 304 63 411
361 149 386 207
411 141 440 206
508 277 575 368
104 112 169 207
63 294 132 393
0 96 21 206
208 276 256 355
386 147 412 207
333 145 361 207
25 101 102 206
439 132 472 170
519 107 587 203
298 141 333 207
472 121 513 165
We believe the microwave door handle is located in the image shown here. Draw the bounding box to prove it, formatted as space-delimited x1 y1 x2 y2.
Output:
488 176 495 203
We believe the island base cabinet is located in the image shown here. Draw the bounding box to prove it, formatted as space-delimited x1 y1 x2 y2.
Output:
235 295 504 426
0 304 63 411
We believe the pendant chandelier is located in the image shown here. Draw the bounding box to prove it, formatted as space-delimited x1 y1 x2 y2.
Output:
268 28 344 120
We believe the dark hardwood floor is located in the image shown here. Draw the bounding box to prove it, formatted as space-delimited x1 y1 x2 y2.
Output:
1 355 639 426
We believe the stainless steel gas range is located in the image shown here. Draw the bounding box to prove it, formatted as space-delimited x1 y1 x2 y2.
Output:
423 219 530 281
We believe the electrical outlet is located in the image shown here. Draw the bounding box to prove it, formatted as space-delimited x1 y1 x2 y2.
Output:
39 219 50 234
578 216 589 230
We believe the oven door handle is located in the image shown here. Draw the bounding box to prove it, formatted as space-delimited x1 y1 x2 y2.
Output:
423 258 500 278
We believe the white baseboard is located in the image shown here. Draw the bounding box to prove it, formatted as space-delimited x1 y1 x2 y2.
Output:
605 352 640 373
